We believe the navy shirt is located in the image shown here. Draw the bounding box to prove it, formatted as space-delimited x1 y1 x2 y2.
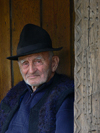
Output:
5 77 74 133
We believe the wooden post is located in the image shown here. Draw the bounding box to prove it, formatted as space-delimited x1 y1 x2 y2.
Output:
74 0 100 132
0 0 11 100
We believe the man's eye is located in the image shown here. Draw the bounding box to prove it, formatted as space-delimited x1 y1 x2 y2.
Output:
22 61 29 66
37 60 41 63
34 59 42 65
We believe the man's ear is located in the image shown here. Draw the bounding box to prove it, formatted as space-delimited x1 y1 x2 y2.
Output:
51 56 59 72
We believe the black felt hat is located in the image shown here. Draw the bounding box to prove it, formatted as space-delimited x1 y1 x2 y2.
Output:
7 24 62 60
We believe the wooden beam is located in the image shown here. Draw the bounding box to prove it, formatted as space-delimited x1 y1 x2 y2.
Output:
0 0 11 101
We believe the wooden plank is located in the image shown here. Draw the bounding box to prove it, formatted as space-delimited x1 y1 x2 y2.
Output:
0 0 11 101
42 0 71 76
11 0 40 86
74 0 89 132
74 0 100 132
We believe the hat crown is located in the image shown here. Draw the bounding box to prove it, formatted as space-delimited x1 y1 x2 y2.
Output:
17 24 52 50
7 24 62 60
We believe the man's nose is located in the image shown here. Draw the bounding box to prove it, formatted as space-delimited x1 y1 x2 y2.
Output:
28 63 37 73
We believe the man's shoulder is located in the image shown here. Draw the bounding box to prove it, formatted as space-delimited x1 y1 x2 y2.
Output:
1 81 27 106
51 74 74 112
52 73 74 103
49 73 74 102
55 73 74 89
6 80 27 96
13 80 26 88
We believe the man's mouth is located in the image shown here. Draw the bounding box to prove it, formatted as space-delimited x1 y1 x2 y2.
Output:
27 75 39 79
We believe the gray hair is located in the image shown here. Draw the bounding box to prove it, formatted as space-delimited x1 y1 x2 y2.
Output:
49 51 54 60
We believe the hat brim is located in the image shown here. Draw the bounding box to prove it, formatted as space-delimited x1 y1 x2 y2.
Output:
7 47 63 60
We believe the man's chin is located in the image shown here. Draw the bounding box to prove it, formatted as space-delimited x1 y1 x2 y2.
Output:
26 80 46 88
25 80 40 87
27 81 38 86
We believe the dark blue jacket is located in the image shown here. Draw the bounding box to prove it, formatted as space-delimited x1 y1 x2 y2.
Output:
0 73 74 133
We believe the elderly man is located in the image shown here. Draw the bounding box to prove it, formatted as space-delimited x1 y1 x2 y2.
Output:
0 24 74 133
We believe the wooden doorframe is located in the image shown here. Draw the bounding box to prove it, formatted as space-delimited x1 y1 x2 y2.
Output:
74 0 100 132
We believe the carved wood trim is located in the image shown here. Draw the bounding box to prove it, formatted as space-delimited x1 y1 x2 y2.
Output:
74 0 100 132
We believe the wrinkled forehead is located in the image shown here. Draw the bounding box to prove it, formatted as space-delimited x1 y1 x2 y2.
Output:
18 51 50 62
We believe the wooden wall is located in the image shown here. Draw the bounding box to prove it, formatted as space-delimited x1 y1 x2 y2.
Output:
0 0 74 101
74 0 100 132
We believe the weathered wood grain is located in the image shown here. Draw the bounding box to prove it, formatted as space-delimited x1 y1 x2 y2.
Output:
42 0 72 76
0 0 11 101
74 0 100 132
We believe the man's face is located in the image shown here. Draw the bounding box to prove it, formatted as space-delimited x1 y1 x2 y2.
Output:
18 51 58 88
